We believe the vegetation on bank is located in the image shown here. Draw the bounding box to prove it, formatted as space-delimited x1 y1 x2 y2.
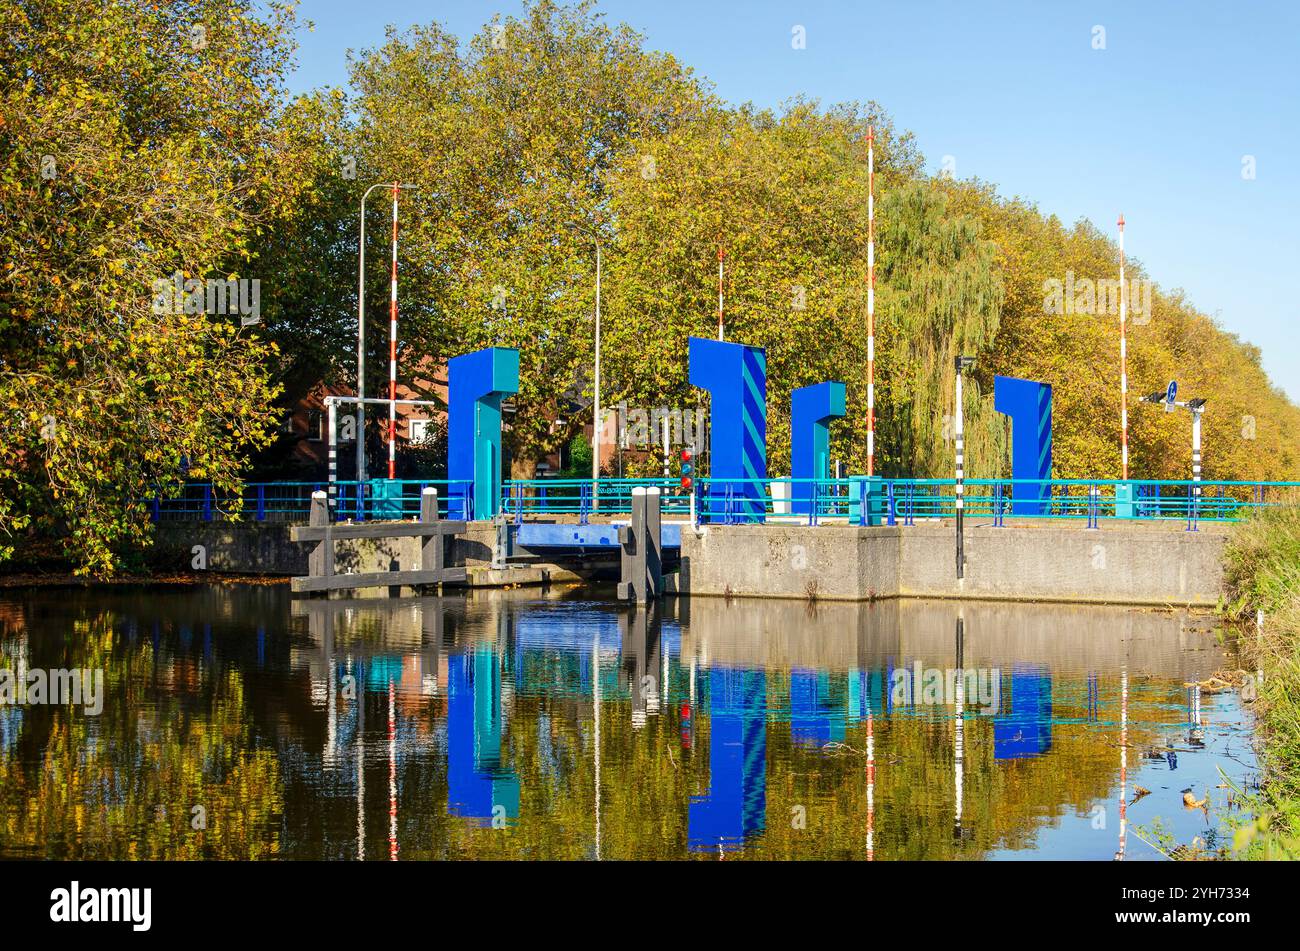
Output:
1223 502 1300 858
3 0 1298 572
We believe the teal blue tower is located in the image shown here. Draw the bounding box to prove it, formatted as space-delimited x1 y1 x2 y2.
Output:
791 381 846 516
448 347 520 520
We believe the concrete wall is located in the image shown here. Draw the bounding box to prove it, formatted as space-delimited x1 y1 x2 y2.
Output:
156 517 1230 607
677 521 1228 606
152 521 498 577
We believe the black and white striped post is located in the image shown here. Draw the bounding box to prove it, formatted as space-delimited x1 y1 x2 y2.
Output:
327 397 338 518
1139 387 1208 528
1190 401 1204 498
954 356 975 579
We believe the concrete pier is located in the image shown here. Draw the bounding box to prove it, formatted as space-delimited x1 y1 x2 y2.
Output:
674 521 1228 607
156 518 1230 607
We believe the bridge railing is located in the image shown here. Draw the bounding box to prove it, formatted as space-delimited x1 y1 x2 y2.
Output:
149 480 474 523
685 477 1300 527
502 478 691 523
147 476 1300 526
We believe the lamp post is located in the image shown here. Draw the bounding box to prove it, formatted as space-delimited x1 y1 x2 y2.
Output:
954 355 975 579
356 182 417 485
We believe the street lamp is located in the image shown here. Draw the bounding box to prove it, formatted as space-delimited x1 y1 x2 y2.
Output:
1140 382 1208 497
356 182 418 485
954 355 976 579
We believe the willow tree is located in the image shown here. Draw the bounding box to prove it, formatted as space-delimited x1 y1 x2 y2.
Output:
0 0 306 572
945 180 1300 482
875 182 1005 478
345 0 707 476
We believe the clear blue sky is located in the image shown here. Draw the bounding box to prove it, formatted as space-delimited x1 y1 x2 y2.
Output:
286 1 1300 403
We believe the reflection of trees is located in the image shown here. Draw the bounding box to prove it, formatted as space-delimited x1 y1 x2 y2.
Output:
0 601 281 859
0 587 1204 860
418 670 1183 861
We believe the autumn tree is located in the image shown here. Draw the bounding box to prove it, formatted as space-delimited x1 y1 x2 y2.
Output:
0 0 309 571
344 0 708 475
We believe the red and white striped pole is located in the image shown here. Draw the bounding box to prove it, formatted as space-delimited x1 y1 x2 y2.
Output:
388 183 399 480
717 244 725 341
865 708 875 861
1118 213 1129 481
867 126 876 477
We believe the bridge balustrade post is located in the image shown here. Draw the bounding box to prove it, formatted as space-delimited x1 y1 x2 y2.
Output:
420 487 446 575
307 491 334 584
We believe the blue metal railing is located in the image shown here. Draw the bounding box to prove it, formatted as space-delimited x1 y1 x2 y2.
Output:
148 476 1300 527
148 480 474 523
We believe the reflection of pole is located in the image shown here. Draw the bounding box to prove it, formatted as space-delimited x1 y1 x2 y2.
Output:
593 631 601 861
388 677 398 860
866 125 876 477
954 614 965 841
325 615 336 766
356 664 365 862
865 706 875 861
1116 668 1128 861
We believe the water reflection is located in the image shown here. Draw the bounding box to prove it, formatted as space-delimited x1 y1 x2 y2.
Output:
0 586 1255 860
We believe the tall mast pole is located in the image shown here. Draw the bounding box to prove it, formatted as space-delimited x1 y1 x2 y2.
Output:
388 183 399 481
593 242 601 511
867 126 876 477
1118 213 1129 481
717 244 725 341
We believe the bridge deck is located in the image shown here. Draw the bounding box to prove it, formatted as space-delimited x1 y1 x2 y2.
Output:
515 521 684 550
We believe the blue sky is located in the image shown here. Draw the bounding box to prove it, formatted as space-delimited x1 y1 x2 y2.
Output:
286 1 1300 403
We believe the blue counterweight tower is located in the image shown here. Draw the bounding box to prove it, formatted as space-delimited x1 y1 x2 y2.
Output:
791 381 846 516
688 336 767 522
448 347 520 521
993 375 1053 516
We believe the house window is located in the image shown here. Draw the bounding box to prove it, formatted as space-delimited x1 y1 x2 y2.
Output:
307 410 324 442
410 418 434 445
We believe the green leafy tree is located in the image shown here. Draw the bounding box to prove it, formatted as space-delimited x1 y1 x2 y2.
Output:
0 0 313 571
345 0 707 476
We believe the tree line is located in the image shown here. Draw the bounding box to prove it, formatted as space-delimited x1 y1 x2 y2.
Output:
3 0 1296 571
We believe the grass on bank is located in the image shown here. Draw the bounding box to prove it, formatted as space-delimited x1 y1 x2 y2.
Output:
1222 499 1300 859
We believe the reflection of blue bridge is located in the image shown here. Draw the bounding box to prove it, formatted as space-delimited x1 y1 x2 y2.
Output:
349 621 1058 849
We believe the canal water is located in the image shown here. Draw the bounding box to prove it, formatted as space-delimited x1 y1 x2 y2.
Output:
0 585 1257 860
